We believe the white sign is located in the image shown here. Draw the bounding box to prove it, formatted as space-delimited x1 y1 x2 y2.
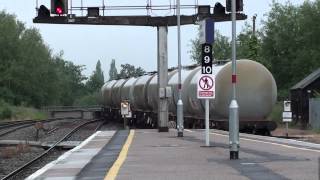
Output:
121 101 132 118
282 112 292 122
283 101 291 112
197 74 215 99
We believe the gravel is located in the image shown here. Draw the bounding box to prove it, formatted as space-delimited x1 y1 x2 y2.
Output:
11 150 67 180
0 146 47 179
0 119 88 142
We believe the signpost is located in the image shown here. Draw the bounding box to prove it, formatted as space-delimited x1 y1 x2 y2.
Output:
197 75 215 99
198 19 214 147
283 101 292 138
121 100 131 129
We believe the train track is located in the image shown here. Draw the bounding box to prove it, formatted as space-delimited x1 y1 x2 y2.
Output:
1 118 102 180
0 117 78 138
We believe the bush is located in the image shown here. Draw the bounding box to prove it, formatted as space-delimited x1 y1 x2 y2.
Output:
1 106 12 119
0 99 47 120
74 92 100 106
267 102 283 124
0 100 13 120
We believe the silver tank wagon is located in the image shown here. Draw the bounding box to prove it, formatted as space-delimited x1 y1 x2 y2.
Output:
101 60 277 134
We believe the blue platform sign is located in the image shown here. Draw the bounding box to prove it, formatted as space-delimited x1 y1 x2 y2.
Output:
199 19 214 44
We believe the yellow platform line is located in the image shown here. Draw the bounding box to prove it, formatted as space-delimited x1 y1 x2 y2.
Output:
105 130 135 180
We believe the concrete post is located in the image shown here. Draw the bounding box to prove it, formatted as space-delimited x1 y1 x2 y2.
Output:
157 26 169 132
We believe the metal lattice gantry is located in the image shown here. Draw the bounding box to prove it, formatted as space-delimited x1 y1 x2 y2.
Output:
34 0 247 26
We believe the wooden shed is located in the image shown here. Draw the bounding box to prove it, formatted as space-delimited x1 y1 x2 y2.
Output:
290 68 320 126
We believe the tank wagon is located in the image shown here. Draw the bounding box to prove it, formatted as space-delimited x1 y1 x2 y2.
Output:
101 59 277 134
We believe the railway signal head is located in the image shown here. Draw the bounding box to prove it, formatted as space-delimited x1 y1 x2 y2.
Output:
51 0 68 15
226 0 243 12
38 5 50 18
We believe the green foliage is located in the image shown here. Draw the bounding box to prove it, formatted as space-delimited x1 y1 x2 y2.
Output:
190 27 259 64
74 92 100 106
52 54 87 106
261 1 320 91
11 106 47 120
267 102 283 124
190 30 232 64
86 60 104 93
117 63 146 79
312 128 320 134
0 100 12 119
189 1 320 101
108 59 118 81
0 11 87 107
0 99 48 121
236 23 262 62
1 107 12 119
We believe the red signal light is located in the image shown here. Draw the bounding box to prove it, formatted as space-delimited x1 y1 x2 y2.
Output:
55 6 63 14
51 0 68 15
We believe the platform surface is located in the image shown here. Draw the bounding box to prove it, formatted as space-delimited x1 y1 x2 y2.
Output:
114 129 320 180
27 129 320 180
26 130 117 180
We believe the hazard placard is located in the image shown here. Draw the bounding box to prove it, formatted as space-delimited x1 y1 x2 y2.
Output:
197 74 215 99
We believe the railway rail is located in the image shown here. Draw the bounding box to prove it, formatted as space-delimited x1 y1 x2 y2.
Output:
1 118 102 180
0 117 78 138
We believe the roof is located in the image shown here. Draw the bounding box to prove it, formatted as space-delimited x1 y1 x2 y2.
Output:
291 68 320 90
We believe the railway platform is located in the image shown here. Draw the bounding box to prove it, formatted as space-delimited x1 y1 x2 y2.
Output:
27 129 320 180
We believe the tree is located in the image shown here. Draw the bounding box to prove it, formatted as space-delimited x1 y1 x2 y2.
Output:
117 64 146 79
236 23 262 62
108 59 118 80
86 60 104 93
0 11 26 104
53 54 87 106
190 30 232 64
0 11 88 107
260 1 320 96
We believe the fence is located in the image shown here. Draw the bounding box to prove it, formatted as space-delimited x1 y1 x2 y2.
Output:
309 98 320 129
41 106 102 119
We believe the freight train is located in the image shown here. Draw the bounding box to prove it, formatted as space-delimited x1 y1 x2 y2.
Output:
101 59 277 134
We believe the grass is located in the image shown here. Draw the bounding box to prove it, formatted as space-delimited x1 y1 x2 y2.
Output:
267 102 298 128
10 106 47 120
267 102 283 124
0 102 47 121
312 128 320 134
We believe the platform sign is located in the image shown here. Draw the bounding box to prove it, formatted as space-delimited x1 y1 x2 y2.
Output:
283 101 291 112
282 112 292 122
121 101 132 118
199 19 214 44
197 74 215 99
199 19 215 147
283 100 292 122
201 43 213 74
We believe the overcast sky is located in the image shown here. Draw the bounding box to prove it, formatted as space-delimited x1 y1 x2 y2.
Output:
0 0 304 80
